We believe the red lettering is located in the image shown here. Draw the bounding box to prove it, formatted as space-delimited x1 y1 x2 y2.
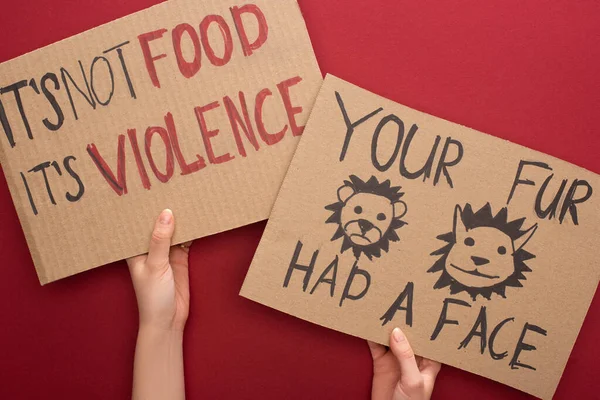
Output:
172 23 202 78
86 135 127 195
164 112 207 174
194 102 235 164
144 126 175 183
224 91 259 157
255 88 287 145
277 76 304 136
200 15 234 67
230 4 269 56
126 129 151 190
138 29 168 88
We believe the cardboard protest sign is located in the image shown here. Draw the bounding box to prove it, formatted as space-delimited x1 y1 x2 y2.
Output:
241 74 600 399
0 0 322 284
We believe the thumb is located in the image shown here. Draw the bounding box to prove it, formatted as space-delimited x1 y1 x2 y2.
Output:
146 209 175 271
389 328 424 398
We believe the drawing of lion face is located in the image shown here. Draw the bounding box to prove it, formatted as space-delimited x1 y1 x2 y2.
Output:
429 203 538 300
447 226 516 287
325 175 407 260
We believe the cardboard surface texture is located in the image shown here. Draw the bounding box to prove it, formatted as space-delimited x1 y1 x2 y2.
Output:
0 0 322 284
241 75 600 399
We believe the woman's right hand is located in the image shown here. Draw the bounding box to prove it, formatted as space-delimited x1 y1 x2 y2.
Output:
368 327 441 400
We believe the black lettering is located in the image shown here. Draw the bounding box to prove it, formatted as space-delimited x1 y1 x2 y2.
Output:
103 41 137 99
283 241 318 292
339 260 371 306
28 78 39 94
63 155 85 202
507 160 552 205
336 91 383 161
509 323 547 371
489 317 514 360
400 126 440 181
0 80 32 141
0 98 14 147
534 174 566 220
380 281 414 326
28 161 57 205
40 73 65 131
51 160 61 175
90 56 115 106
433 137 463 188
60 61 96 120
559 179 593 225
430 298 471 340
458 306 487 354
20 171 38 215
371 114 403 171
309 256 338 296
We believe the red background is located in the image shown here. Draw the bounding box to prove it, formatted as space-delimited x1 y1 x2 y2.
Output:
0 1 599 399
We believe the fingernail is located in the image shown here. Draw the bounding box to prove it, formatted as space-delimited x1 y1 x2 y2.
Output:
392 328 405 342
159 209 173 225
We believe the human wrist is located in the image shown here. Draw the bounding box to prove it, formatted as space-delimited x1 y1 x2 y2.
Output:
133 319 186 400
138 323 185 342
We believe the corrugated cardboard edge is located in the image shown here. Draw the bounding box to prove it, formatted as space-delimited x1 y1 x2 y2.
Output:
0 0 172 67
239 73 600 400
0 153 47 283
0 2 179 285
316 74 600 179
0 0 322 285
0 0 177 286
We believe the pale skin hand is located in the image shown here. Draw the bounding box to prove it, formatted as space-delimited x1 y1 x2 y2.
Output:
127 209 191 400
368 328 441 400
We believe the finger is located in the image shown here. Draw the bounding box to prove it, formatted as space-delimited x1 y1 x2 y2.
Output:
419 358 442 379
170 246 191 268
367 340 388 361
389 328 424 393
146 209 175 270
171 256 189 286
126 254 146 269
178 241 193 254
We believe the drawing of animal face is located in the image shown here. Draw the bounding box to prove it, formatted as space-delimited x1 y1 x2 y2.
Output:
446 226 515 287
325 175 407 260
340 192 395 246
428 203 537 300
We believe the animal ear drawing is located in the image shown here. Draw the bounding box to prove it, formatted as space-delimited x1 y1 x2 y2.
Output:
393 200 408 219
337 184 355 203
452 205 468 239
513 223 538 253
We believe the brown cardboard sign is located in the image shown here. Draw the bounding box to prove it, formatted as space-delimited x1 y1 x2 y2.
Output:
0 0 322 284
240 75 600 399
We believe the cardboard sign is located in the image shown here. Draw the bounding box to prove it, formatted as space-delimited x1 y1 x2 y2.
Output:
0 0 322 284
241 75 600 399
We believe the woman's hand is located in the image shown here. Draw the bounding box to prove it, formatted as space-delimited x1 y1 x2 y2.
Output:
127 209 191 400
127 209 190 332
368 328 441 400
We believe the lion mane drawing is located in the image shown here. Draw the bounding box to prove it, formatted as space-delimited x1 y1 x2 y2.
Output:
429 203 538 300
325 175 408 260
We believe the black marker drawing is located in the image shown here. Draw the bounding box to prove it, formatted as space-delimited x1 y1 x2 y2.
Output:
428 203 537 300
325 175 407 260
